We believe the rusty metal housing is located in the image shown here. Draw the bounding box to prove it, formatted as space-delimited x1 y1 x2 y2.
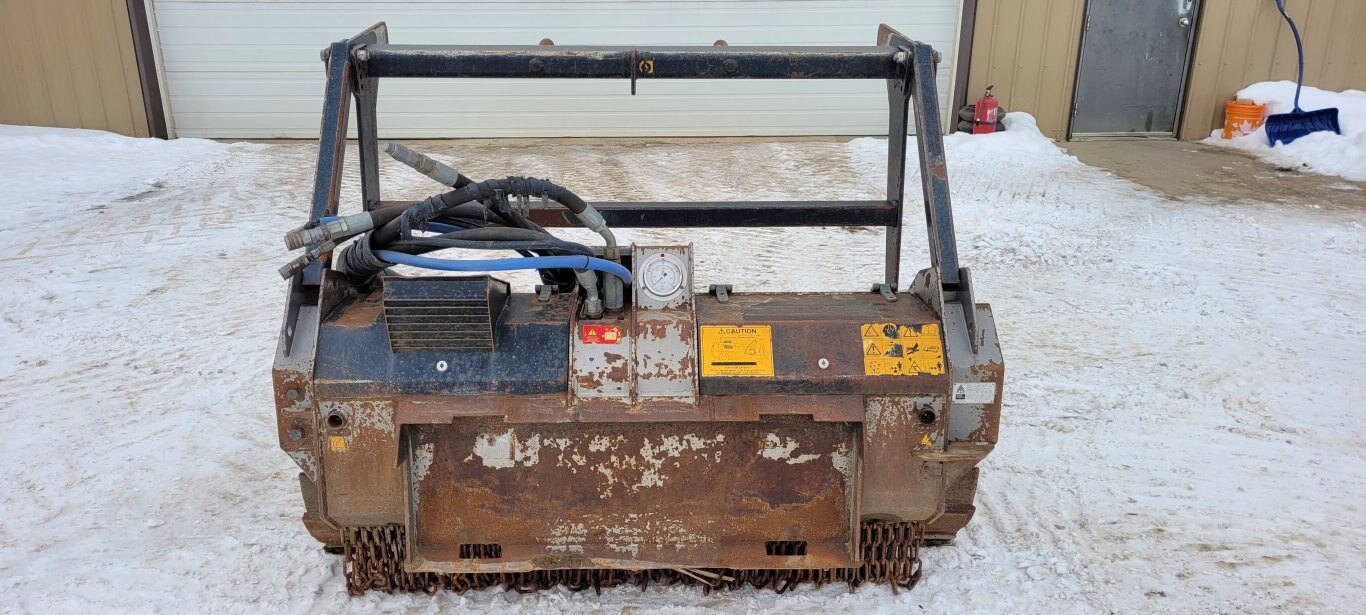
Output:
274 22 1004 595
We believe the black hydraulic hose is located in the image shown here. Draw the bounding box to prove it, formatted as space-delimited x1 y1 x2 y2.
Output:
390 226 593 255
371 177 593 247
429 202 504 226
389 238 593 256
371 188 480 245
368 205 407 227
428 227 564 242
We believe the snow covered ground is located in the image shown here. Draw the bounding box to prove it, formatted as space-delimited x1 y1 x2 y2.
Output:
1206 81 1366 181
2 115 1364 614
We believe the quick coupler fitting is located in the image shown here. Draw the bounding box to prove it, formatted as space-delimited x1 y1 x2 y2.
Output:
278 240 335 279
284 213 376 250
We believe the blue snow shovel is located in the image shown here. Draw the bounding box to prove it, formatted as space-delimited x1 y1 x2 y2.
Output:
1264 0 1341 146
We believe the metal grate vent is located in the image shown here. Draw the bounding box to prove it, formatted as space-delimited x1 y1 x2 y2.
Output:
382 276 509 352
765 540 807 556
458 543 502 559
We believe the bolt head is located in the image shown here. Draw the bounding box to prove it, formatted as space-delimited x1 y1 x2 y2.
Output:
288 429 303 441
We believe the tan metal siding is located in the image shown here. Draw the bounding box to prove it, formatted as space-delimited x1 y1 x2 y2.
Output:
0 0 148 136
1182 0 1366 140
965 0 1086 141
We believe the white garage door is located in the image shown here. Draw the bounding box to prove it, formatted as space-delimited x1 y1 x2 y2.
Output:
150 1 961 138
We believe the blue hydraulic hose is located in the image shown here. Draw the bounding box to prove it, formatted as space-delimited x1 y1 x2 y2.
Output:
375 250 634 285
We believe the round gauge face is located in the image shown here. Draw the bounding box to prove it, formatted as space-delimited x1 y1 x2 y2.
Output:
641 254 685 298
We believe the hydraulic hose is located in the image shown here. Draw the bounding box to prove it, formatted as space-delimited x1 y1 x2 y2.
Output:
284 205 406 250
373 176 593 246
313 164 622 308
373 251 634 285
388 238 592 256
380 140 472 188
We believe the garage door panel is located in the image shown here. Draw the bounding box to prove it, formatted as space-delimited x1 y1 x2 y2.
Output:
151 0 960 137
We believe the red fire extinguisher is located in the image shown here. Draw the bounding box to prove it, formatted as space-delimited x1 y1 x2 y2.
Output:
973 85 999 134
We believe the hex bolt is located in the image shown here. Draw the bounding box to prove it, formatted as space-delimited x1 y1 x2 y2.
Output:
288 429 303 441
528 58 545 74
286 389 300 400
354 48 370 62
919 410 937 425
722 59 739 76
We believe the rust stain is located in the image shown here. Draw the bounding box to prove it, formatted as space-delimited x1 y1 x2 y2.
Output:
334 289 383 328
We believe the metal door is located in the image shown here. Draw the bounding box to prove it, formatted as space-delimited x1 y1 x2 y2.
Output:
1070 0 1200 138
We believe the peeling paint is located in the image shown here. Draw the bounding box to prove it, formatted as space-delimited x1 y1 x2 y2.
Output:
411 442 435 483
569 512 714 557
830 441 853 479
864 396 918 438
631 434 726 492
469 430 541 469
287 450 318 480
588 435 623 453
544 522 587 554
335 400 395 435
759 433 821 464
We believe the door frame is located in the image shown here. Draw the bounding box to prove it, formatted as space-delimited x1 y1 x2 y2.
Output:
1066 0 1203 140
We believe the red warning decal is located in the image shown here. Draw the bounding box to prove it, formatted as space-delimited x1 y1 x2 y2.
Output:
581 324 623 344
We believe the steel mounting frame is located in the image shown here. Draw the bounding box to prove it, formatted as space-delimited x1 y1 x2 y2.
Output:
301 22 963 296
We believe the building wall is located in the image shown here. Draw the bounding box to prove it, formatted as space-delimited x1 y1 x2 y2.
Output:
1180 0 1366 140
0 0 149 137
966 0 1365 142
149 0 961 139
963 0 1086 141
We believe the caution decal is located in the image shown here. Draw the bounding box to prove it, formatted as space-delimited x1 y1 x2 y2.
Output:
699 325 774 377
860 323 945 376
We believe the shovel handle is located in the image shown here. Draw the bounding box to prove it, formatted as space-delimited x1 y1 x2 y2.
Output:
1275 0 1306 113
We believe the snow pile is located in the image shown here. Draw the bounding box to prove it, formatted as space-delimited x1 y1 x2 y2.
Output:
0 124 248 226
2 121 1365 614
1204 81 1366 181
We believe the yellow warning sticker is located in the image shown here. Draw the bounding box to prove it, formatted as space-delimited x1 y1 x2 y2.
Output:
860 323 945 376
700 325 774 377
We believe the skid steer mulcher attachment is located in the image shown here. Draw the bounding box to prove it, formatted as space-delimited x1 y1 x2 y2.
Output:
273 22 1003 596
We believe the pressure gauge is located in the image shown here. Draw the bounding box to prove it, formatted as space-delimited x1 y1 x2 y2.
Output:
640 253 686 299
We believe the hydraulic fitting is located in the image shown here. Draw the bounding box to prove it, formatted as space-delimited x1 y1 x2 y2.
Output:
284 213 376 250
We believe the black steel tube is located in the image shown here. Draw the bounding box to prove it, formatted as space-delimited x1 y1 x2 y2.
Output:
360 45 902 80
374 200 898 228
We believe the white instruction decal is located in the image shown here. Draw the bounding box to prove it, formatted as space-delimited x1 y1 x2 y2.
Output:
952 382 997 405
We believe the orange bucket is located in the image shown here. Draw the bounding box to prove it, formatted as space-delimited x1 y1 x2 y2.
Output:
1223 100 1267 139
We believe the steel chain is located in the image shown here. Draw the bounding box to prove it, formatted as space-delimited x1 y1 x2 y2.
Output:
343 521 923 596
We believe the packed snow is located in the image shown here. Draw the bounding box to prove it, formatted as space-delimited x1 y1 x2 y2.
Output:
1206 81 1366 181
1 115 1364 614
